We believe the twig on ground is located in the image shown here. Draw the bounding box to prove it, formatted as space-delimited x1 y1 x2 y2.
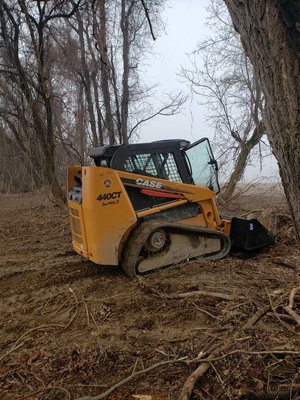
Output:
1 288 85 363
288 287 300 309
69 287 78 303
178 303 272 400
179 359 212 400
283 306 300 326
54 295 72 314
18 386 71 400
0 322 65 363
51 219 70 234
64 303 79 329
269 312 296 322
171 290 236 301
0 290 82 362
280 384 300 390
0 341 24 362
282 287 300 326
191 303 221 320
266 290 292 332
241 305 271 331
75 357 187 400
188 349 300 364
89 309 100 330
147 286 236 301
272 260 297 271
64 287 80 329
241 389 300 399
15 324 64 347
83 300 90 326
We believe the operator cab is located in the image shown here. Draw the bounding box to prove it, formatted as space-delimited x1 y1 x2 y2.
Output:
89 138 220 193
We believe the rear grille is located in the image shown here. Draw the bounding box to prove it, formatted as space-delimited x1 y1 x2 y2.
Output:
73 232 83 245
71 217 82 236
69 206 85 248
70 207 79 217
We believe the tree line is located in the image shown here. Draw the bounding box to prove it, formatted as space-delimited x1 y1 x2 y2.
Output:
0 0 184 199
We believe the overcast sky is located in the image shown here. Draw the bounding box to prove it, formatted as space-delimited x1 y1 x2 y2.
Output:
140 0 279 181
142 0 210 143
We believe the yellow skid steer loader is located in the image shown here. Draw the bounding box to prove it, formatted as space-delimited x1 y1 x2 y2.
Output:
67 138 273 277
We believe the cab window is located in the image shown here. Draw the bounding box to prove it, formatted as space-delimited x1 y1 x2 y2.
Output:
123 152 182 182
184 139 220 192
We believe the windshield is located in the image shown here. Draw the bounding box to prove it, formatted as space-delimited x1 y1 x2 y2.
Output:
184 139 220 193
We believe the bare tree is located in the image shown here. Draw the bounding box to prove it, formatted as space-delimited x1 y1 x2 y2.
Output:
223 0 300 244
181 0 268 201
0 0 185 196
0 123 40 192
70 0 186 146
91 0 184 145
0 0 82 202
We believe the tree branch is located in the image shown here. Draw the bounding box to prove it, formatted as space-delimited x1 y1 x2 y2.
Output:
140 0 156 40
129 92 186 137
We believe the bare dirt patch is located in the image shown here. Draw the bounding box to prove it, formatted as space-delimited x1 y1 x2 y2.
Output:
0 191 299 400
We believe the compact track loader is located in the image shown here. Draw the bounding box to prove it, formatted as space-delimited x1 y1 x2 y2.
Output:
67 138 273 277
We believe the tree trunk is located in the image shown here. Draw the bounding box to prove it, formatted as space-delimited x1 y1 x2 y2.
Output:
120 0 132 145
110 49 123 144
31 101 65 203
77 12 98 146
221 122 264 202
221 142 253 202
97 0 115 144
84 25 104 146
224 0 300 245
77 84 86 163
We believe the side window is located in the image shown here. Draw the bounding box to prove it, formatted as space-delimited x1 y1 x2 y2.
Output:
160 153 182 182
124 154 157 176
123 152 182 182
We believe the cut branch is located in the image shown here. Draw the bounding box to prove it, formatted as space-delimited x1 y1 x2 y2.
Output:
75 357 186 400
178 304 272 400
166 290 236 301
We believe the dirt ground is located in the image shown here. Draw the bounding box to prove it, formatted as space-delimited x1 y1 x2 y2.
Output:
0 189 299 400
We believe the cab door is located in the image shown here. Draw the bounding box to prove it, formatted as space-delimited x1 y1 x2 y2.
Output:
184 138 220 193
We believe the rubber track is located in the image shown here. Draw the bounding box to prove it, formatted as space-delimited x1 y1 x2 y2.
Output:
122 219 231 278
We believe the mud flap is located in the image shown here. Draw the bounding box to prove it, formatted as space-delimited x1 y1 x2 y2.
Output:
230 217 274 251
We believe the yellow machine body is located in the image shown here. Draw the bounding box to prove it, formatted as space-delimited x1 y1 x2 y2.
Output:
67 138 273 277
68 166 137 265
67 166 230 267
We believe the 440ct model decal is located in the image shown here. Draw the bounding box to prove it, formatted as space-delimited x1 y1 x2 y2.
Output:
97 191 122 201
